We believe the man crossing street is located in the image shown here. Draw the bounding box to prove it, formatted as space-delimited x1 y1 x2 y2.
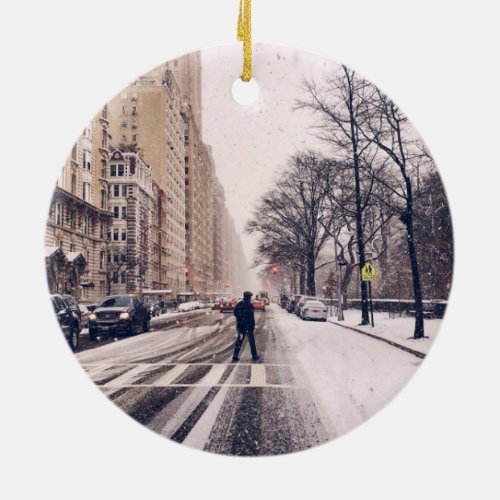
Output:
232 291 259 362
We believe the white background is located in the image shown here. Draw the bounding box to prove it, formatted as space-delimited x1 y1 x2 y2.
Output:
1 0 499 498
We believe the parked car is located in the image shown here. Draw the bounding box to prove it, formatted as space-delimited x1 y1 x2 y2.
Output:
51 294 80 352
61 294 82 332
178 300 203 312
300 299 328 321
280 293 291 309
212 298 224 310
251 298 266 311
88 295 150 340
78 303 90 329
295 295 317 316
286 295 301 313
218 298 236 312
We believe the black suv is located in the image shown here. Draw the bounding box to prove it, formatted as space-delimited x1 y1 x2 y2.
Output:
51 294 80 352
88 295 150 340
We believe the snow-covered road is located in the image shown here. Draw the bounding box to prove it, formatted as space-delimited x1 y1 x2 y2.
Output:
75 304 424 455
270 306 423 437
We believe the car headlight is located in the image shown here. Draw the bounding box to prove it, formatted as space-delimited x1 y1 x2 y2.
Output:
119 312 130 320
89 313 97 321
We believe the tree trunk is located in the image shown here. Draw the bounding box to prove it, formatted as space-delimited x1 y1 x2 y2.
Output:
306 251 316 295
354 165 370 325
299 268 306 294
402 210 425 338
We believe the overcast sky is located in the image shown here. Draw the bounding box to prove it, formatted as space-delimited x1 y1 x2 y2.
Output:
201 43 340 288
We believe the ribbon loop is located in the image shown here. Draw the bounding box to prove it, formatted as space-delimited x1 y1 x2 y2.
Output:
237 0 252 82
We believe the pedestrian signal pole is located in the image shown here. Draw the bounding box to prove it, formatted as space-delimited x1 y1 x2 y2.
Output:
368 280 374 327
361 261 377 327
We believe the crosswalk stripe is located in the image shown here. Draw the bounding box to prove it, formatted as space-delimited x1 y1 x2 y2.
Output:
152 364 189 387
103 364 150 387
250 364 266 386
84 363 300 388
199 364 227 386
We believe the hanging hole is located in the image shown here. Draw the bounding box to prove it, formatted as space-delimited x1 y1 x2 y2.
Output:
231 78 259 106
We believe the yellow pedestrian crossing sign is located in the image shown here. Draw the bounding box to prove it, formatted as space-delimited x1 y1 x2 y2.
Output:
361 262 377 281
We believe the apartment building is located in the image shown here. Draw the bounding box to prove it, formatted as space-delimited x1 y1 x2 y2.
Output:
45 111 113 302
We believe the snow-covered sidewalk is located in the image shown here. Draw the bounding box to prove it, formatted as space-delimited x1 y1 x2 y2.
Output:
328 309 442 355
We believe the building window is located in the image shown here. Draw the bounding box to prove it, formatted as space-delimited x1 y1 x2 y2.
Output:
118 164 125 176
55 203 62 225
113 206 119 219
100 189 106 209
83 150 91 170
71 174 76 194
113 228 119 241
113 184 120 197
70 243 75 252
107 229 111 241
83 182 91 202
100 251 105 270
113 273 118 284
99 222 104 239
121 272 126 284
68 210 75 229
101 130 108 149
121 206 127 219
110 165 117 177
120 121 127 128
121 229 127 241
122 185 127 197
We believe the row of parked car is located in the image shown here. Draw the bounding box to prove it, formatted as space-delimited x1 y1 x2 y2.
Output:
212 296 267 313
279 293 329 321
51 293 161 352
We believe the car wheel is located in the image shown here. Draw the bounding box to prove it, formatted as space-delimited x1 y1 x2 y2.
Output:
68 325 79 352
89 327 97 341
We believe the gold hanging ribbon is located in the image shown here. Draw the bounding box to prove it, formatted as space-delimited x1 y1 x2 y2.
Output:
237 0 252 82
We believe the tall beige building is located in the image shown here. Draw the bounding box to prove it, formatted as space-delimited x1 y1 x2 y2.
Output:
105 52 250 301
107 68 186 296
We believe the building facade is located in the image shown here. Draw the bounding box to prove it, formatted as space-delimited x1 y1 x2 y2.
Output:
45 113 113 302
106 149 154 295
107 68 187 296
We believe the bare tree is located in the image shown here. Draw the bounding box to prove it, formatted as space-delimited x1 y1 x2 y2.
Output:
360 89 433 338
247 151 332 295
296 66 380 324
105 246 137 296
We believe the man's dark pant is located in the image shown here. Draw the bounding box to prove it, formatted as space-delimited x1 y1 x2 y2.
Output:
233 328 258 360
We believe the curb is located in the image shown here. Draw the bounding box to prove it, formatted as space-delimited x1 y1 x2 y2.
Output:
327 320 426 359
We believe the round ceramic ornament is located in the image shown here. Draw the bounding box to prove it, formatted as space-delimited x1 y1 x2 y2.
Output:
45 7 453 456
